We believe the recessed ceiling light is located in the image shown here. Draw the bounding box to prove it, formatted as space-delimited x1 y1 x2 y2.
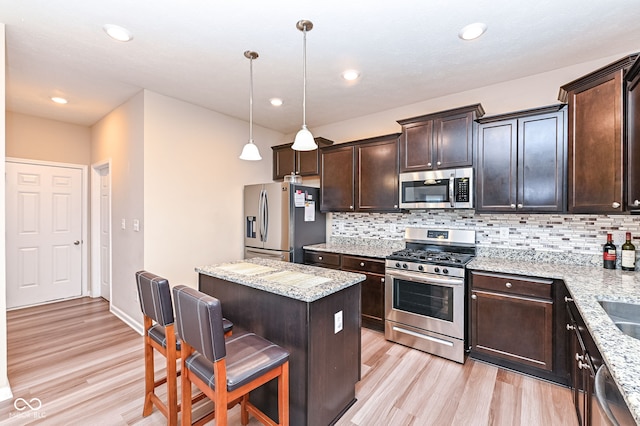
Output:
342 70 360 81
51 97 68 104
270 98 283 107
103 24 133 42
458 23 487 41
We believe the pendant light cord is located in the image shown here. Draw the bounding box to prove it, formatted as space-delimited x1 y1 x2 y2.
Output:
249 55 254 142
302 24 307 127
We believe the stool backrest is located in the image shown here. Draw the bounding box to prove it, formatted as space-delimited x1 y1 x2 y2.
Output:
135 270 174 326
172 285 226 362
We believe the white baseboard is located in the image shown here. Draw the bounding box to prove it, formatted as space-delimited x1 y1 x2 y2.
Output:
0 381 13 402
110 304 143 336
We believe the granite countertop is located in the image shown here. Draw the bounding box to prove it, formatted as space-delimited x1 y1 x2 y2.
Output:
468 256 640 424
196 257 366 303
304 241 401 259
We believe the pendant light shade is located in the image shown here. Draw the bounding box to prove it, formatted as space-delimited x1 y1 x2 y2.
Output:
240 50 262 161
292 20 317 151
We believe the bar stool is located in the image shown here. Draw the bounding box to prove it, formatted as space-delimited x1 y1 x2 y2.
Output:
135 271 232 425
172 285 290 426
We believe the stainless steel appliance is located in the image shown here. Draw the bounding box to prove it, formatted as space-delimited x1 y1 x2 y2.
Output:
385 227 476 363
594 364 636 426
244 182 325 263
399 167 473 209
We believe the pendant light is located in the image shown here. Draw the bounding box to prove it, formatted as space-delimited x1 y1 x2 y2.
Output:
240 50 262 161
291 19 317 151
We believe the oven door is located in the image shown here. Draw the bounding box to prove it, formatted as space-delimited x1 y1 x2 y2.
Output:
385 268 464 339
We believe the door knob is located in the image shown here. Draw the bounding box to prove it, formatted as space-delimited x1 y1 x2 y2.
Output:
74 240 80 245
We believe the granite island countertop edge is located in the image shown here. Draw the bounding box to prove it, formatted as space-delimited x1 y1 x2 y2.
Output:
468 256 640 425
196 258 366 303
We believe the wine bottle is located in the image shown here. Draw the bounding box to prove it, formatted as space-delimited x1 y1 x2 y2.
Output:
621 232 636 271
603 233 617 269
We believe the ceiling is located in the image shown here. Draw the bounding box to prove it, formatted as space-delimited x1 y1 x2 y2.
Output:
3 0 640 134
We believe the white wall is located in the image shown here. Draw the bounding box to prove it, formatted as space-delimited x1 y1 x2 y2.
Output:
0 23 12 402
142 91 278 288
91 92 145 328
5 112 91 165
301 52 636 144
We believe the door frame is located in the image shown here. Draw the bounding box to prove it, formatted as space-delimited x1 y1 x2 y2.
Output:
6 157 89 300
90 159 112 300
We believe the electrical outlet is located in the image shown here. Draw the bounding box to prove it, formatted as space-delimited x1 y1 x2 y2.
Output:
121 218 126 230
334 311 343 334
133 219 140 232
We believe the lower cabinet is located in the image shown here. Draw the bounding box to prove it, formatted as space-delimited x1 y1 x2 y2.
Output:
304 250 385 330
469 271 568 384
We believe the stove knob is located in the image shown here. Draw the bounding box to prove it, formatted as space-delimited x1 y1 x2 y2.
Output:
442 268 449 274
402 263 408 269
395 262 401 268
434 267 440 273
418 265 424 271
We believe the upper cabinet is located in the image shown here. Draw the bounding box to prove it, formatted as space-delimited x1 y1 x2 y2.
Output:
397 104 484 172
626 56 640 212
476 105 567 213
558 54 638 214
320 134 400 212
272 137 333 180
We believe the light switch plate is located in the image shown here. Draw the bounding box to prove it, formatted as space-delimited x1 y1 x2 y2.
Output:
121 219 126 230
334 311 343 334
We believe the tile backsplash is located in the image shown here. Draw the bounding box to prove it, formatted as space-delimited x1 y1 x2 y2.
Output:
330 210 640 256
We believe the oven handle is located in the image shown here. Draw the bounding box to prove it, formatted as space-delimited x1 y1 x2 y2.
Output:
392 326 454 347
386 269 464 287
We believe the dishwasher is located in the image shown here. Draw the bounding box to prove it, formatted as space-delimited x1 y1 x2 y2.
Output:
594 364 636 425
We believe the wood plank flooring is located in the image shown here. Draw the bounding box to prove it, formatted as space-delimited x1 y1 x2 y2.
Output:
0 297 577 425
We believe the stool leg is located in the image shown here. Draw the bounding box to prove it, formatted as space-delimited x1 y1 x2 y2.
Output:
278 362 289 426
240 395 249 425
180 345 192 426
142 319 154 417
166 326 178 426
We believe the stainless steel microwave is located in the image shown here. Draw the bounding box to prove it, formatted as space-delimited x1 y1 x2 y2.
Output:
399 167 473 209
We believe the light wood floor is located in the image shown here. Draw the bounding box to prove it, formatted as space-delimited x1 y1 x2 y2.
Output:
0 297 577 425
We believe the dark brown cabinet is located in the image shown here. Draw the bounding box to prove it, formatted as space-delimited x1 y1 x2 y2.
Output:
304 250 385 330
320 134 400 212
272 137 333 180
397 104 484 172
476 105 567 212
559 54 638 213
626 56 640 212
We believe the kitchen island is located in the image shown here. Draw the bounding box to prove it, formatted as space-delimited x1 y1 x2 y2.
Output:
196 258 366 426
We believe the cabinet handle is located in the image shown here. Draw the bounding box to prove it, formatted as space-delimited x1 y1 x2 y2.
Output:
612 201 621 208
381 278 385 283
517 203 523 209
505 282 512 288
575 353 584 362
318 256 323 260
578 360 591 371
566 323 575 331
427 162 432 167
436 161 441 166
360 262 365 267
471 294 477 300
634 200 640 207
350 205 354 210
394 205 398 208
564 296 573 303
510 204 516 209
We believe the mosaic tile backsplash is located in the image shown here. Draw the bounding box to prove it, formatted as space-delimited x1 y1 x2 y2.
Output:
330 210 640 256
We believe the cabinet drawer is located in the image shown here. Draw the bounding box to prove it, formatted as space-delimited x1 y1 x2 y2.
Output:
472 272 553 299
341 255 385 274
304 250 340 268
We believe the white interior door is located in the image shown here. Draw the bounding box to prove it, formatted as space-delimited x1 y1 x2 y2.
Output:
6 161 83 308
99 167 111 300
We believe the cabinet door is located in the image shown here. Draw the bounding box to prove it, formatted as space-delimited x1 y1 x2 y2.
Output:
320 145 355 211
567 71 624 213
471 287 553 370
627 61 640 210
435 111 474 169
341 255 385 331
476 120 518 211
356 137 399 211
518 110 566 212
297 150 320 176
273 145 296 180
399 120 434 172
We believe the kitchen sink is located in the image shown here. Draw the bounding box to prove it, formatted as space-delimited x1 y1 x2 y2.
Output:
598 300 640 340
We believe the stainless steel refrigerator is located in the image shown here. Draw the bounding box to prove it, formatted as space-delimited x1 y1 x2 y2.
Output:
244 182 326 263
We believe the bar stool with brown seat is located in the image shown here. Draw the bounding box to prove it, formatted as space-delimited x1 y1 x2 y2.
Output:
172 285 290 426
135 271 233 425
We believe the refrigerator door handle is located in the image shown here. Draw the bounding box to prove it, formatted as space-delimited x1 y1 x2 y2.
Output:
262 189 269 242
258 189 264 242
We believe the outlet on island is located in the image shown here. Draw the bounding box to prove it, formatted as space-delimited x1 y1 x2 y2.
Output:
334 310 343 334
